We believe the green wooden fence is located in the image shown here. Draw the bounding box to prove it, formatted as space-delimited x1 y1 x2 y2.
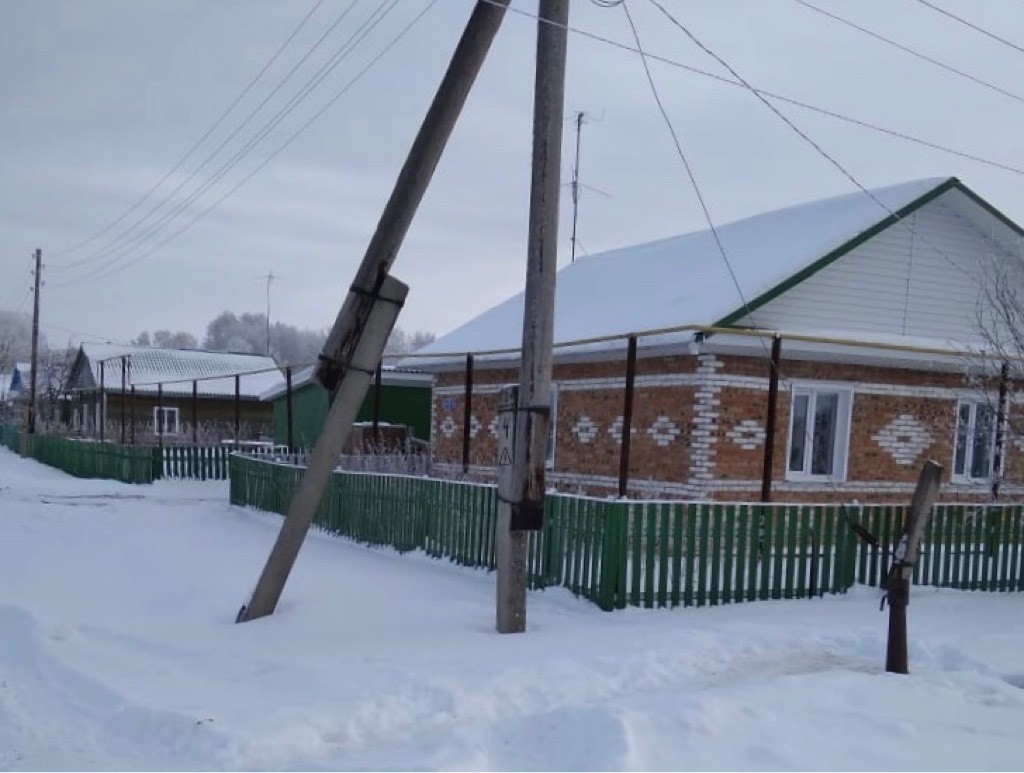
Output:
1 424 19 453
229 455 1024 611
19 433 160 484
158 444 231 480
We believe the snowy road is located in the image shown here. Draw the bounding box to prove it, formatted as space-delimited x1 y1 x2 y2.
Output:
2 447 1024 770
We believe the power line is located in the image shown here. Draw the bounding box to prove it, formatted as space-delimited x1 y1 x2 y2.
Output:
646 0 978 284
793 0 1024 107
49 0 329 265
474 0 1024 178
909 0 1024 57
54 1 399 286
50 0 437 289
51 0 364 275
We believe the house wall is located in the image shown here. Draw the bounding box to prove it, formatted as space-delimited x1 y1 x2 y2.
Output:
733 197 1001 342
270 382 433 449
70 391 273 443
429 350 1022 503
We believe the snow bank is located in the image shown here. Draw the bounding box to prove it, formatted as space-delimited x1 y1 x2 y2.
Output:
2 448 1023 770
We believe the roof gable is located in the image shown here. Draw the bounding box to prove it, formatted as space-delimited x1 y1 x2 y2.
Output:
413 177 955 361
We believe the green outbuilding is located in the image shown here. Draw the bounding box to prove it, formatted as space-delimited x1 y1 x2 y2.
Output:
261 366 433 451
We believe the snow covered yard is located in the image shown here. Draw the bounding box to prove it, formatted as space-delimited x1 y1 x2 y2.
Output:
2 447 1024 771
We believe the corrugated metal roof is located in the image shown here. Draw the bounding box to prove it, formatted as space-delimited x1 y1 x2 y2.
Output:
75 344 281 398
260 364 433 401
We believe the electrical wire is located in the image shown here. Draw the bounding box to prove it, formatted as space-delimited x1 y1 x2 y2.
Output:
909 0 1024 58
793 0 1024 107
50 0 437 289
51 0 365 275
49 0 329 265
474 0 1024 178
53 1 399 286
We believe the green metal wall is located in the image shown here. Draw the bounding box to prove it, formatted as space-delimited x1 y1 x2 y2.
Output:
271 381 431 449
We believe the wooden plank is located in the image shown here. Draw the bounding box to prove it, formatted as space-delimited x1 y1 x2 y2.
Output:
671 503 683 608
684 503 697 607
708 504 722 607
722 503 735 605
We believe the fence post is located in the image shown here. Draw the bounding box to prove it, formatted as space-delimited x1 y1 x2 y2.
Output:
992 361 1009 500
372 360 383 449
157 383 164 451
761 334 782 502
618 335 637 498
462 353 474 474
234 374 241 445
130 385 136 445
120 356 127 445
99 360 106 443
285 366 294 451
192 379 198 445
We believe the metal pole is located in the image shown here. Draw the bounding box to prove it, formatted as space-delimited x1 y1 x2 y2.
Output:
496 0 569 635
237 0 509 624
285 366 294 451
130 384 136 445
27 248 41 434
992 361 1009 500
234 374 241 444
120 356 127 444
761 335 782 502
372 360 383 449
192 380 199 444
462 353 474 474
618 335 637 497
885 460 943 674
157 383 164 449
99 360 106 443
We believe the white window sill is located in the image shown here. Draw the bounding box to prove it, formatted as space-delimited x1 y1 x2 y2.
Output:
784 474 846 484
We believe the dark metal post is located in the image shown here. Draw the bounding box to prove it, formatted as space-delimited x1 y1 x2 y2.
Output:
372 360 383 449
99 360 106 443
130 385 136 445
618 335 638 497
234 374 241 445
192 380 198 444
157 383 164 449
285 366 294 451
462 353 474 474
120 357 127 445
885 460 943 674
761 335 782 502
992 361 1010 500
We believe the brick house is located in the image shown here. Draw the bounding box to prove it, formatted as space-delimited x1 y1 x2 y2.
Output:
65 344 280 444
407 177 1024 503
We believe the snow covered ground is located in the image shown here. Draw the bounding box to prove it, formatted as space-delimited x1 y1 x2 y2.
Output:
2 447 1024 771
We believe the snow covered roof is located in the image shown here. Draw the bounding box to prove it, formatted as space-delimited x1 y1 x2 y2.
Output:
70 344 281 399
407 177 996 368
260 364 433 401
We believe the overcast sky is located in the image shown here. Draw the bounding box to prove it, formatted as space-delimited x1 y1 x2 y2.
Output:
1 0 1023 348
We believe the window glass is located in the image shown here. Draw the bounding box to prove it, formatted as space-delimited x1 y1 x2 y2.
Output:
811 392 839 475
788 393 809 473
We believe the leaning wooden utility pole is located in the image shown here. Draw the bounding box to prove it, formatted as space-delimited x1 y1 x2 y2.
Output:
884 460 943 674
236 0 511 623
496 0 569 634
27 248 42 435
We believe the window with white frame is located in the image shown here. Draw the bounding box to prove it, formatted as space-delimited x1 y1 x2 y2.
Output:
153 406 180 435
953 400 996 481
786 385 853 480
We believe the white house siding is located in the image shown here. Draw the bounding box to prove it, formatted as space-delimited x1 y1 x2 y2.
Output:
734 193 1001 343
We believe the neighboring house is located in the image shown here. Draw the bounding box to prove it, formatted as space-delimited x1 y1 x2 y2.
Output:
65 344 281 443
261 366 433 450
407 176 1024 503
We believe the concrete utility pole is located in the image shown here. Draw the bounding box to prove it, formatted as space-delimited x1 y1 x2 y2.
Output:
496 0 569 634
27 248 42 435
236 0 511 624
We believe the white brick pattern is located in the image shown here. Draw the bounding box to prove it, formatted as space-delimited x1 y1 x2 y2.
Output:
488 415 501 439
608 416 637 445
727 419 766 450
439 415 456 438
468 415 481 439
647 416 682 447
688 354 724 488
871 414 934 466
572 416 599 444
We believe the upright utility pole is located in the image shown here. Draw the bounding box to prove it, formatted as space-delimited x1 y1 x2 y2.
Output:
263 270 274 356
569 111 585 263
236 0 511 624
27 248 42 434
496 0 569 634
